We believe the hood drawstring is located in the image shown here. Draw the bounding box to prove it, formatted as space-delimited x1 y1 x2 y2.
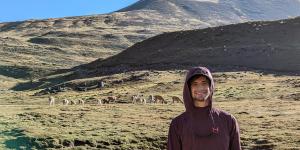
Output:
210 109 219 134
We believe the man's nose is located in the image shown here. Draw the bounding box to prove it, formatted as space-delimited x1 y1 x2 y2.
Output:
196 85 206 90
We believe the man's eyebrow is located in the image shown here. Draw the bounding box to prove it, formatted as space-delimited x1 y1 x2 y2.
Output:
192 79 208 83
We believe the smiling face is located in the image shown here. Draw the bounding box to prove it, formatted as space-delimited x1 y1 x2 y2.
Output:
189 75 211 107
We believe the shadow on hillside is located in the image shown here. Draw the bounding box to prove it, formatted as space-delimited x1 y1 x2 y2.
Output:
0 65 31 79
10 62 299 92
10 69 74 91
10 70 72 91
76 62 300 78
1 128 41 150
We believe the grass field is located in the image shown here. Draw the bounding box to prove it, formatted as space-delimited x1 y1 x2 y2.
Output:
0 70 299 149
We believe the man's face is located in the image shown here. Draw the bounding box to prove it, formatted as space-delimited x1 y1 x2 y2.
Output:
190 76 211 102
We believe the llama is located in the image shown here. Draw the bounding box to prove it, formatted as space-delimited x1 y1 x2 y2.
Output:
49 96 55 106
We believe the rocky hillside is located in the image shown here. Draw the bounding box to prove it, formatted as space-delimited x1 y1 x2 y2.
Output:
119 0 300 25
0 11 202 74
80 17 300 75
1 0 300 76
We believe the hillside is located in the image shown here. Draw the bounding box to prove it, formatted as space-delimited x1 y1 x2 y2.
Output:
80 17 300 75
2 0 300 75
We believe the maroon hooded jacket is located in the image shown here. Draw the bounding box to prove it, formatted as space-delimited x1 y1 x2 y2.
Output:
167 66 241 150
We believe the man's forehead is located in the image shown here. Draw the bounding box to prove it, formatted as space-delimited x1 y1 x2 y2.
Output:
192 76 209 82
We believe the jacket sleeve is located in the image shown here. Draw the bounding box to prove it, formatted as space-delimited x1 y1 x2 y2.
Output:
167 119 181 150
229 115 242 150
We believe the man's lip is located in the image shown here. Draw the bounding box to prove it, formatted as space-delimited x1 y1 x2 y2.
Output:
194 92 206 95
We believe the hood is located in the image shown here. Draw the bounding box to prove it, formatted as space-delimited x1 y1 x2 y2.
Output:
183 66 215 112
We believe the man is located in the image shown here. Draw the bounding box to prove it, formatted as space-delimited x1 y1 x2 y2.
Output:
167 66 241 150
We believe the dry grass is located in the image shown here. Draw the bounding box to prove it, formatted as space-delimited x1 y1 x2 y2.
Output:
0 10 203 73
0 70 299 149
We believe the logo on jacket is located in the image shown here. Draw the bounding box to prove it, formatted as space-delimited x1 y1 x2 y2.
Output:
212 127 219 134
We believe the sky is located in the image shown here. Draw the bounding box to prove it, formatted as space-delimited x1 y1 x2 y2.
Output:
0 0 138 23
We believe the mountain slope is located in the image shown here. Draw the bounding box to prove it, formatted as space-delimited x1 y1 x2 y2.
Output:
1 0 300 79
119 0 300 25
80 17 300 75
0 11 204 75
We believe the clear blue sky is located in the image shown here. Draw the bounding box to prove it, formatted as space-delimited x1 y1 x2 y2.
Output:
0 0 138 23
